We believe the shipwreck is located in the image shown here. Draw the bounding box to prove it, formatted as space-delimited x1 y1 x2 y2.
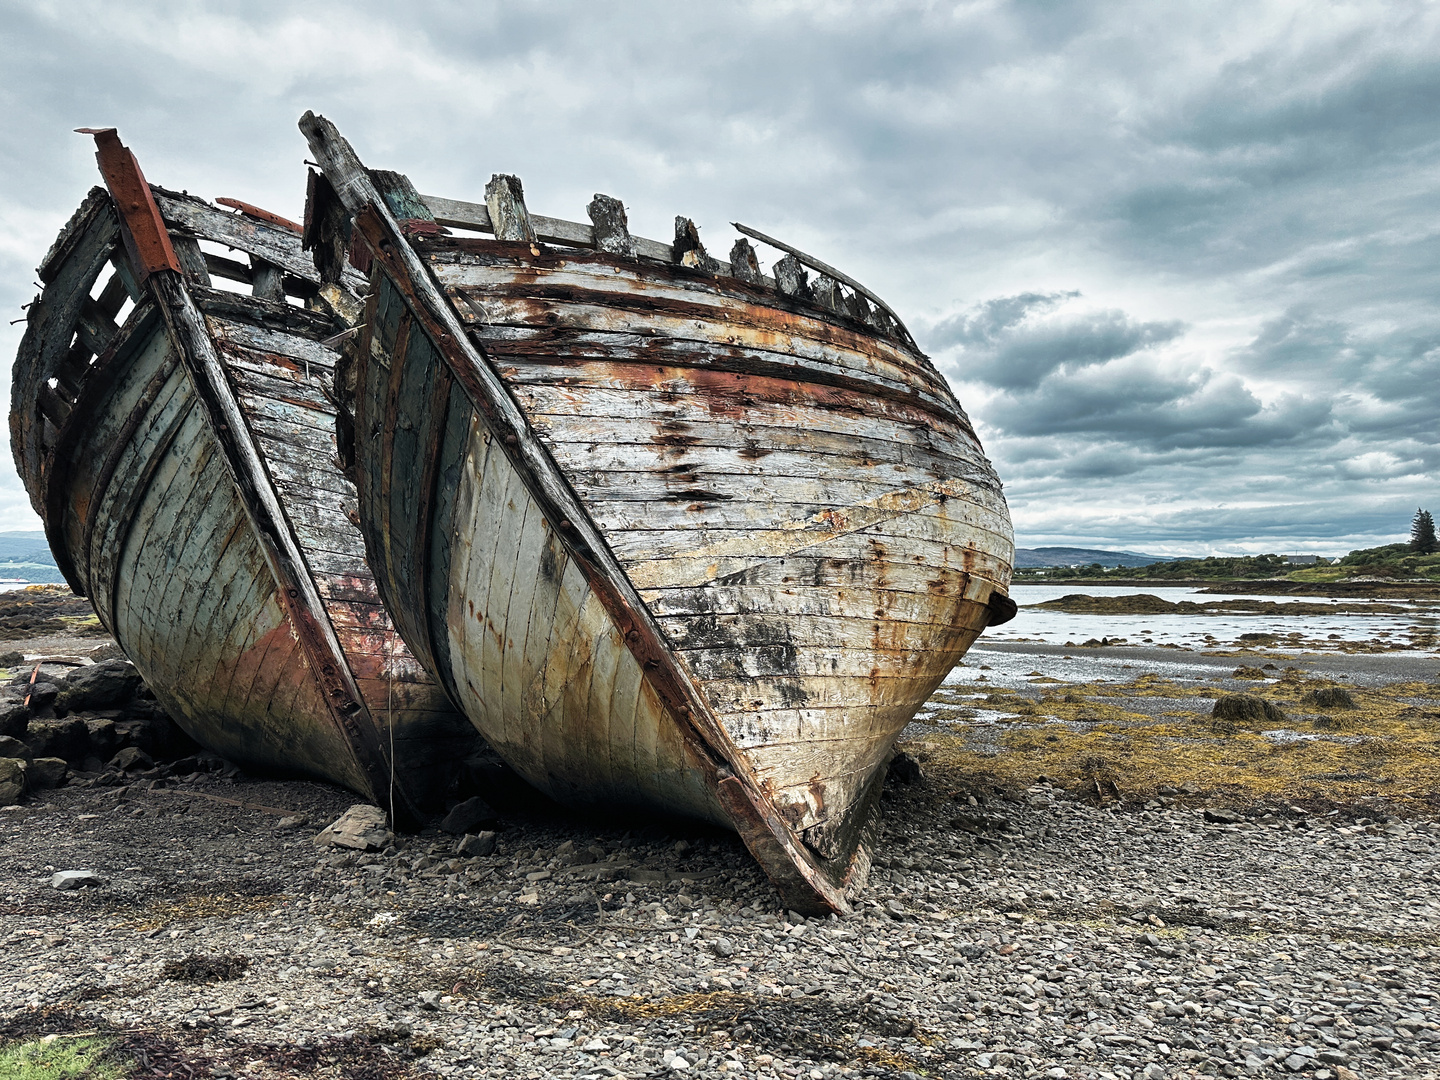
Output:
9 129 482 822
300 113 1015 912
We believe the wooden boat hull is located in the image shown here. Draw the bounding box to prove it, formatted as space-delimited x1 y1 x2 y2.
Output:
10 132 481 819
303 113 1014 908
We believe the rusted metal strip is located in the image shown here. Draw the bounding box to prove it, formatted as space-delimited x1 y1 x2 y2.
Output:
81 128 418 828
215 197 303 235
300 111 862 912
76 129 180 284
730 221 916 349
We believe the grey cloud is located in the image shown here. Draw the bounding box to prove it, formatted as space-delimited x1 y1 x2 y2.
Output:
1 1 1437 550
931 298 1185 390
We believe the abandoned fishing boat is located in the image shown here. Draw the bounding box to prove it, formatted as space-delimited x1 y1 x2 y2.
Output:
301 112 1015 911
10 129 482 822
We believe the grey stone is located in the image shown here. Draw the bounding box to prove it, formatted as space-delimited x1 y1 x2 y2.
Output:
0 700 27 738
276 815 308 830
84 718 117 760
28 756 67 788
25 717 88 762
57 659 142 712
418 990 441 1010
0 734 31 760
439 795 497 835
313 804 393 851
51 869 103 890
0 756 25 804
455 831 496 857
110 746 153 772
25 682 59 711
1205 808 1244 825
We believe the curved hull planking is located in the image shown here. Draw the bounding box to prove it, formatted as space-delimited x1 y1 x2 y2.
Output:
10 131 480 819
302 113 1014 909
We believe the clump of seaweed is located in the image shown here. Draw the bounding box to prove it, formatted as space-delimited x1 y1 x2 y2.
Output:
161 954 249 983
1304 686 1357 709
1212 694 1286 725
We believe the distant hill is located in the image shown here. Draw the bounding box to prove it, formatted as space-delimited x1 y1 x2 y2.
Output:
0 530 65 584
1015 546 1177 569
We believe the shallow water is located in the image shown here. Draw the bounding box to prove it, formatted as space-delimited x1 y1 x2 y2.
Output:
989 584 1440 651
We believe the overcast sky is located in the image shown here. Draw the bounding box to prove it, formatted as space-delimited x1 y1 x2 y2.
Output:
2 0 1436 555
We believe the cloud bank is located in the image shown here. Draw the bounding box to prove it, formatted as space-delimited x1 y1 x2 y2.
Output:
1 0 1436 554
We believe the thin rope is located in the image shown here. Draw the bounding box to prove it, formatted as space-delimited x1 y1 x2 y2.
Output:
387 629 396 829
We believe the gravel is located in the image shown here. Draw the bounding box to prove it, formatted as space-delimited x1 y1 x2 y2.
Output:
2 758 1437 1079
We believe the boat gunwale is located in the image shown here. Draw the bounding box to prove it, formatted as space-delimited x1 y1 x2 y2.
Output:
417 236 942 389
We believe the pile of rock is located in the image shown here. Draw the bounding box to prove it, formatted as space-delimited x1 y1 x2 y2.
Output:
0 651 200 805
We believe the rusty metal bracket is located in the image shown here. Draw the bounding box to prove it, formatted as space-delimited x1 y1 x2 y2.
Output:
76 128 179 284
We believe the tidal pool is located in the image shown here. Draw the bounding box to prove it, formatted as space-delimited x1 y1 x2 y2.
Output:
987 584 1440 652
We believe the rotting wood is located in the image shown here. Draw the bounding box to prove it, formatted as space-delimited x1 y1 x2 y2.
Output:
729 238 761 284
732 221 918 349
587 194 634 257
673 216 707 271
301 113 1014 915
302 111 933 914
772 254 811 300
11 129 483 824
485 174 537 245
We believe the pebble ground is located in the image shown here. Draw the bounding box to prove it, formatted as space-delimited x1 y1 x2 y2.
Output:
2 747 1437 1080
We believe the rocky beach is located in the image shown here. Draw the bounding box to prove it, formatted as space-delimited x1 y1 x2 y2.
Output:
1 584 1438 1080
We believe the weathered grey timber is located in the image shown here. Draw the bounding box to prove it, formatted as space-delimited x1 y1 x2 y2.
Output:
300 112 1015 912
9 130 481 821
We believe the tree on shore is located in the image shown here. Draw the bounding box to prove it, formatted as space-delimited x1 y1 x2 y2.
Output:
1411 509 1437 555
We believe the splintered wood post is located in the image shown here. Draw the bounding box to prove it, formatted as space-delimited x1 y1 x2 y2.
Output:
250 259 285 301
587 194 634 256
171 236 211 285
673 216 708 271
812 273 843 312
729 238 762 284
844 290 872 323
773 253 811 299
303 169 350 285
485 174 536 245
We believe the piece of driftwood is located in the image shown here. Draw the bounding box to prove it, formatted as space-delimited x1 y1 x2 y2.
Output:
300 112 1014 912
10 130 483 821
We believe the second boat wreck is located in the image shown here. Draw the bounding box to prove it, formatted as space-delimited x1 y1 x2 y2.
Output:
9 129 483 822
301 112 1015 912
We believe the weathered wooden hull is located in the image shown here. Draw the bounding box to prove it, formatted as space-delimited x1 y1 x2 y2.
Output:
303 113 1014 908
10 132 481 818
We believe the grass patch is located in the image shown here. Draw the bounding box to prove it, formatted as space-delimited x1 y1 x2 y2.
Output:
0 1036 119 1079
